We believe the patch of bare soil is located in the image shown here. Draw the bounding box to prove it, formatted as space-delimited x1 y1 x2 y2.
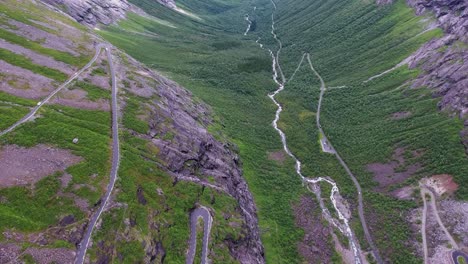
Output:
0 144 82 188
58 191 90 213
7 20 80 56
293 195 333 263
267 150 286 164
29 20 58 31
24 247 75 263
60 173 73 188
423 174 459 196
51 88 110 111
390 186 416 200
86 75 111 89
390 111 412 120
0 60 56 99
0 39 74 74
367 147 422 191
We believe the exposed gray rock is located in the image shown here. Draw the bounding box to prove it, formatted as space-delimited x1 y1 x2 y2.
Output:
157 0 177 9
404 0 468 153
407 35 468 118
407 0 468 42
376 0 393 5
405 0 468 118
119 54 265 263
42 0 130 26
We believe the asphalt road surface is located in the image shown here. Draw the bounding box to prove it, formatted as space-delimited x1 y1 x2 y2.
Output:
0 44 107 137
186 207 212 264
306 53 383 264
452 250 468 264
75 45 120 264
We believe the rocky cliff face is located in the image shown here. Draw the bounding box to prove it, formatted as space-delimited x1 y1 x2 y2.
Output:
404 0 468 153
119 56 265 263
36 0 265 261
407 0 468 42
42 0 130 26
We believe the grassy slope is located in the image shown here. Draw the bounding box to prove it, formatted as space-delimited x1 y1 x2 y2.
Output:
252 0 467 262
100 0 308 262
0 2 245 263
0 0 111 252
0 0 90 67
102 0 467 263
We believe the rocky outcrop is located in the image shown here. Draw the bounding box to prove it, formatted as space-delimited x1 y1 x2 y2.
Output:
407 36 467 117
42 0 130 26
157 0 176 9
148 77 265 264
120 54 265 263
407 0 468 42
403 0 468 152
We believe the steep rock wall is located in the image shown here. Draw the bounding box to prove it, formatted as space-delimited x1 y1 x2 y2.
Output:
42 0 130 26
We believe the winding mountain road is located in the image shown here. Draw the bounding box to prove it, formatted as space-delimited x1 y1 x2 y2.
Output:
186 207 213 264
420 185 458 264
0 44 108 137
421 187 429 264
307 53 383 264
247 1 383 263
75 45 120 264
251 1 376 263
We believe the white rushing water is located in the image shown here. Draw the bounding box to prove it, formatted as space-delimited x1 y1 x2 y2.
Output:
244 14 252 36
254 1 363 263
244 6 256 36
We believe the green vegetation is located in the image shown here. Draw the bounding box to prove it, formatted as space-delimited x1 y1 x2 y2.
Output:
88 131 243 263
99 1 306 262
122 96 149 134
0 104 112 205
0 48 68 81
0 0 465 263
0 91 36 107
251 0 466 262
91 67 107 76
0 28 89 67
458 256 467 264
0 92 36 130
100 0 467 263
21 254 35 264
0 173 84 231
194 218 204 264
71 81 111 101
